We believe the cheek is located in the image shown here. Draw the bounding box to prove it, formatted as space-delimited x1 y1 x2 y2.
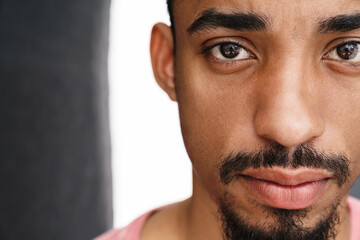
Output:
175 59 257 191
336 97 360 178
319 79 360 183
177 80 231 196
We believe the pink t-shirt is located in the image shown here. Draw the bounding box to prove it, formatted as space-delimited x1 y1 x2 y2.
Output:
95 197 360 240
94 209 157 240
349 197 360 240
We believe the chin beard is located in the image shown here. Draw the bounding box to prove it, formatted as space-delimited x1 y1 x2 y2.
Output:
218 198 340 240
216 143 349 240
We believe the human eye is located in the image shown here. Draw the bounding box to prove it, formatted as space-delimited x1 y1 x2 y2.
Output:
202 41 255 62
324 41 360 63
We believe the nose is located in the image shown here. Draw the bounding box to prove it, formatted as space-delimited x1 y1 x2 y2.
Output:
254 58 324 147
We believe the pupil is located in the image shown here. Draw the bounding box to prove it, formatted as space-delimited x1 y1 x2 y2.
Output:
220 43 240 58
337 43 358 60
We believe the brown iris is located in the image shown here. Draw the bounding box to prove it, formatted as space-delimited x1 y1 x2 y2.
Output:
336 43 358 60
220 43 241 59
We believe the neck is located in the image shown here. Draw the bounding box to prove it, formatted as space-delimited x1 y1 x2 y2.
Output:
180 175 224 240
335 196 351 240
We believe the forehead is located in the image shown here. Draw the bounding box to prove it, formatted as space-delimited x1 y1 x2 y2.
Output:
173 0 360 32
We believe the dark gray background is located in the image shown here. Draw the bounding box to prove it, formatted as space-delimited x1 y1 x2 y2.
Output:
0 0 112 239
351 177 360 198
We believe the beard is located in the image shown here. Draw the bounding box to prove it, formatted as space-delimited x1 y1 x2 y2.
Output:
218 196 340 240
217 143 350 240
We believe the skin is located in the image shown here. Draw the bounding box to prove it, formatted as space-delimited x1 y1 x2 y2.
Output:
145 0 360 239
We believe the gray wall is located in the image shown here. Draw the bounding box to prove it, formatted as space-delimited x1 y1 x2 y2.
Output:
0 0 112 239
351 177 360 198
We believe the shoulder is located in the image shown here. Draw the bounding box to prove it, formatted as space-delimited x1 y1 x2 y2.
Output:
94 210 158 240
95 200 188 240
141 201 188 240
348 196 360 240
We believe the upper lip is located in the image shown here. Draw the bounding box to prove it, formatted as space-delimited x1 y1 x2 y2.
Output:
240 167 333 186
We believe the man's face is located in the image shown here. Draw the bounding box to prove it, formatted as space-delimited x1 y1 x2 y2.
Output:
154 0 360 238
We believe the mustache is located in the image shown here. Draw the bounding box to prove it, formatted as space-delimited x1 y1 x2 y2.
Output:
219 143 350 187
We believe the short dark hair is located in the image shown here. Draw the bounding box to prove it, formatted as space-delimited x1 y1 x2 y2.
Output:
166 0 175 36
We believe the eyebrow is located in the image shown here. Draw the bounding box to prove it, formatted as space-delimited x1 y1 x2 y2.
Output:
319 13 360 33
187 9 268 35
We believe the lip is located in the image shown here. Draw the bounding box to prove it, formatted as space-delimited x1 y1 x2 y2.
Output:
239 167 332 209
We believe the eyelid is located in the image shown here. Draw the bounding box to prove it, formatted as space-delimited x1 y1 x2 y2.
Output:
323 39 360 57
201 41 242 55
202 43 256 65
324 40 360 63
200 37 256 55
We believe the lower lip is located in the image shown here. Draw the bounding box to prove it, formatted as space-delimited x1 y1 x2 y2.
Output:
241 176 329 209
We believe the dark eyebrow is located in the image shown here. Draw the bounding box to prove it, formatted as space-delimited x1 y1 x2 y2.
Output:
187 8 268 35
319 13 360 33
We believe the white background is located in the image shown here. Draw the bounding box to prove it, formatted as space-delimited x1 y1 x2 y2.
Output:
108 0 192 228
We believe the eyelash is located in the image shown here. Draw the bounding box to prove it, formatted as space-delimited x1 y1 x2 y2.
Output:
200 39 360 68
201 41 246 54
325 40 360 60
200 40 255 67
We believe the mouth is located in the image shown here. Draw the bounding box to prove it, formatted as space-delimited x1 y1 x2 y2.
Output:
239 167 332 209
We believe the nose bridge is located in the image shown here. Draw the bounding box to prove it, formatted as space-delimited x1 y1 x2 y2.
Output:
254 55 324 147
